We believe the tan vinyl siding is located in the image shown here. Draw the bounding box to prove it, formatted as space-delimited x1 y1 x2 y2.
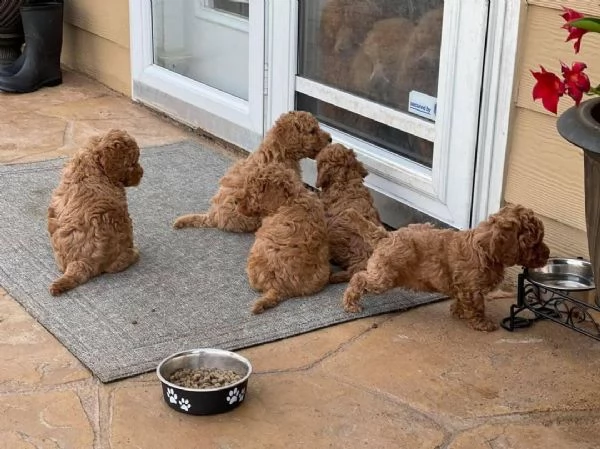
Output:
504 3 600 258
61 0 131 95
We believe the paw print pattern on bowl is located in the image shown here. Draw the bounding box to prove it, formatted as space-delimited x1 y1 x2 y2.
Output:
178 398 191 412
166 388 178 404
157 348 252 415
226 387 246 404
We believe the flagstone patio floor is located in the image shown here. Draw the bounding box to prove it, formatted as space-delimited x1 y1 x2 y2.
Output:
1 71 599 449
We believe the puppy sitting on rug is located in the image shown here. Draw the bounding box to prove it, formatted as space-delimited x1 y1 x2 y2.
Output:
47 129 143 296
236 164 330 314
173 111 331 233
315 143 384 283
341 205 550 331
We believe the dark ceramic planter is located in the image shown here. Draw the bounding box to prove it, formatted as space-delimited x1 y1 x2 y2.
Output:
156 348 252 416
557 97 600 306
0 0 24 65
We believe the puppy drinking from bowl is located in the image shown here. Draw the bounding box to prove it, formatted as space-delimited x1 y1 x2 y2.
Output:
341 204 550 331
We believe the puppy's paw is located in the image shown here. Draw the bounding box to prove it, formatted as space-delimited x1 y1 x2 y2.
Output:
342 289 363 313
467 318 499 332
49 282 65 296
450 302 464 318
172 218 187 229
173 214 210 229
343 300 362 313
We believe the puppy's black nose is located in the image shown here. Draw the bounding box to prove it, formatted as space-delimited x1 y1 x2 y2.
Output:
328 136 332 143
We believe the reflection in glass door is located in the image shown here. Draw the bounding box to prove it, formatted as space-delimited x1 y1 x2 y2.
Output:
298 0 443 167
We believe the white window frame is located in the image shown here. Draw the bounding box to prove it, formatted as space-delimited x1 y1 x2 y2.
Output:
129 0 265 151
266 0 525 229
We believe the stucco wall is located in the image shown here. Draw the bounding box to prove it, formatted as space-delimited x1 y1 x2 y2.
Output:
61 0 131 96
504 0 600 258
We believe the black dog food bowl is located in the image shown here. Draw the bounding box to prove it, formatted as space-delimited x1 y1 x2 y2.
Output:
156 348 252 415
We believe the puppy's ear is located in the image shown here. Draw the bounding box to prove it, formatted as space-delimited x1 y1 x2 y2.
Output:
315 168 330 189
355 159 369 179
236 196 251 216
474 218 519 265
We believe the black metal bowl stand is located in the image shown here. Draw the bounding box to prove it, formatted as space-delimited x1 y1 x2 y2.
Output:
501 268 600 341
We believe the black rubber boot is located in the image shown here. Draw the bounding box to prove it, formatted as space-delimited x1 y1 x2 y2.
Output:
0 1 63 93
0 0 24 67
0 0 63 76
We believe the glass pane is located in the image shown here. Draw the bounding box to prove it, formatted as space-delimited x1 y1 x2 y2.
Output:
152 0 250 100
297 93 433 167
299 0 443 111
213 0 249 17
297 0 443 168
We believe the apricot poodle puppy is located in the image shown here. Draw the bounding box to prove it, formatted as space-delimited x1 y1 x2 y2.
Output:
342 205 550 331
47 129 143 296
236 164 330 314
173 111 331 233
316 143 383 283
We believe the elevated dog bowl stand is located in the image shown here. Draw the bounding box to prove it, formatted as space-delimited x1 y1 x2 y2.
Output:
501 269 600 341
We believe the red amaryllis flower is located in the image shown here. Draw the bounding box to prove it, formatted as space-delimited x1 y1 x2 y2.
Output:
562 7 588 53
531 66 566 114
561 61 591 105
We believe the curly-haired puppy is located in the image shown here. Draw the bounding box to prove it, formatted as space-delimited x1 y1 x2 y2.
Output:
350 16 414 102
47 129 143 296
341 205 550 331
315 143 383 283
236 164 330 314
391 6 444 107
173 111 331 233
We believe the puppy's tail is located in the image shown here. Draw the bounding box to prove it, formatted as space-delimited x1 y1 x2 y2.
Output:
252 289 285 314
49 261 95 296
331 208 389 248
173 213 213 229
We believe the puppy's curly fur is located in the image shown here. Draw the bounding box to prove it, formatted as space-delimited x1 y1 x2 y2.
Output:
47 129 143 296
316 143 383 283
237 164 330 314
173 111 331 233
342 205 550 331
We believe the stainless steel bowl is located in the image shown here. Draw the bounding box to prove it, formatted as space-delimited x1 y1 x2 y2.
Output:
527 257 595 291
156 348 252 415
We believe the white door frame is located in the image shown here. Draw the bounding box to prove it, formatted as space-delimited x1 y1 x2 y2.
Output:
129 0 265 151
265 0 526 229
471 0 526 225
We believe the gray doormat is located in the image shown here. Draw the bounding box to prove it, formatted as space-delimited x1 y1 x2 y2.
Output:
0 141 444 382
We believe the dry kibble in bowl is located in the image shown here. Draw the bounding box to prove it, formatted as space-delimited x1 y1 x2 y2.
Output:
169 367 243 389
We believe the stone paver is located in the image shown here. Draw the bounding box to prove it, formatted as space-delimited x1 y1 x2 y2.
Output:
0 72 189 165
1 70 600 449
317 298 600 426
0 291 90 391
0 113 68 163
0 71 110 116
0 391 94 449
110 373 446 449
241 317 383 372
447 420 600 449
